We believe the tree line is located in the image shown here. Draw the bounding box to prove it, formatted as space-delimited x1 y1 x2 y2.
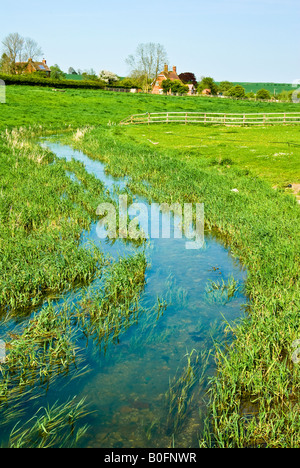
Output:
0 36 296 101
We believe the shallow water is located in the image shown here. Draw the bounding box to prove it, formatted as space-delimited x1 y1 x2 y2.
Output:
1 141 248 448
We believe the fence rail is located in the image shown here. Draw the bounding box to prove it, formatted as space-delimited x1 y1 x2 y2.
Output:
120 112 300 126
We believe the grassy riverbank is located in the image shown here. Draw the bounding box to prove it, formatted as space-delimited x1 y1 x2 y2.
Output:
67 125 300 447
0 129 150 447
0 85 299 447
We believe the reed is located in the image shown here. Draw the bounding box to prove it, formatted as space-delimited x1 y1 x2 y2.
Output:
164 349 210 436
205 275 239 305
70 125 300 447
7 397 89 448
0 130 113 313
75 252 148 351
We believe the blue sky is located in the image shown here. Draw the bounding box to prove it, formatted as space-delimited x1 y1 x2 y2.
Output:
1 0 299 82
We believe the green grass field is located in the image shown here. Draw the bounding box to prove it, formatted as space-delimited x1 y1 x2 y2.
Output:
121 124 300 187
1 85 299 130
0 85 299 447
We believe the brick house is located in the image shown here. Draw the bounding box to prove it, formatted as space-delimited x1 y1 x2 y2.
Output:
152 65 182 94
16 58 51 77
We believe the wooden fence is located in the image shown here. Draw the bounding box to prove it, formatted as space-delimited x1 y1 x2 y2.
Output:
120 112 300 126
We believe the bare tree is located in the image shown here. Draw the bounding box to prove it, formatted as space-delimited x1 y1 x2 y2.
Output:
126 43 168 92
1 33 43 74
22 38 43 61
1 33 24 73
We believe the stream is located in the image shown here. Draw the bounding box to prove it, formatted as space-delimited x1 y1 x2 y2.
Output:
2 141 248 448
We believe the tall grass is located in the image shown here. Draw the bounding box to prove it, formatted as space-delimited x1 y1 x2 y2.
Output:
7 397 90 448
0 129 115 312
0 126 160 447
69 125 300 447
0 250 150 446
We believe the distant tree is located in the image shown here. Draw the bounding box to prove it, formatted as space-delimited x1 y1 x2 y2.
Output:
1 33 24 74
178 72 197 87
99 70 119 84
22 38 43 61
227 84 246 99
219 80 234 95
198 77 219 95
161 78 172 94
68 67 78 75
246 92 255 99
277 90 289 102
0 53 12 74
128 71 150 90
119 77 135 88
256 89 271 100
126 43 168 92
170 80 189 95
50 64 66 80
1 33 43 74
82 69 98 81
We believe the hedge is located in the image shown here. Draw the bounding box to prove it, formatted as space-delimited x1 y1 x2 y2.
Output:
0 73 107 90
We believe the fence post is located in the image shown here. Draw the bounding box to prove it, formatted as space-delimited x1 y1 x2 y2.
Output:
167 113 169 124
204 113 207 125
263 114 266 125
284 113 286 125
185 113 188 125
243 114 246 126
224 114 226 125
131 115 133 124
148 113 150 125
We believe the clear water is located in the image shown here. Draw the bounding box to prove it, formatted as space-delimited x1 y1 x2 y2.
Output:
0 142 248 448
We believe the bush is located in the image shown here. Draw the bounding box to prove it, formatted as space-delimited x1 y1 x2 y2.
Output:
227 85 246 99
50 65 66 80
170 80 189 95
161 79 172 94
256 89 272 100
0 73 106 90
219 81 234 95
198 77 219 95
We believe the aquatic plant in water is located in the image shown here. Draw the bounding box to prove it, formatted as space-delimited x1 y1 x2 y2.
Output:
204 275 239 305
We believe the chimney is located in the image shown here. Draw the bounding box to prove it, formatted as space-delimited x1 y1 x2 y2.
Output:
42 59 47 65
173 66 177 74
164 64 168 73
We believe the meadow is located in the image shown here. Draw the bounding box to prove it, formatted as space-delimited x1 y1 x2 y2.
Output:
0 85 299 447
119 124 300 187
1 85 300 130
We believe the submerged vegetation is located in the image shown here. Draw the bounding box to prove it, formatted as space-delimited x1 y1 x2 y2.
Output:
68 123 300 448
0 85 299 447
0 126 151 447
